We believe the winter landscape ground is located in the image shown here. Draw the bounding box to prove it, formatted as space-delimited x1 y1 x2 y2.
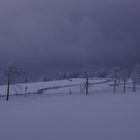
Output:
0 78 140 140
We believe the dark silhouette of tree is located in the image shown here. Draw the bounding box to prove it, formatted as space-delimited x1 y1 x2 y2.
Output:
24 74 28 96
85 78 89 95
110 67 121 94
3 64 24 101
120 69 129 93
133 64 140 84
131 71 137 92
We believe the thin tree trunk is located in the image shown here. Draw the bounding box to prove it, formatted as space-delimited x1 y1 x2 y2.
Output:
25 77 28 96
133 81 136 92
6 79 10 101
113 80 117 94
25 87 27 96
86 78 89 95
69 89 71 95
124 80 126 93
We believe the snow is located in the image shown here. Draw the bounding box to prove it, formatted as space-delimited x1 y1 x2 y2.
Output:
0 78 108 96
0 78 140 140
0 94 140 140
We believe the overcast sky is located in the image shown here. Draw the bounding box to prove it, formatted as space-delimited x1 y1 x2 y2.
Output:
0 0 140 80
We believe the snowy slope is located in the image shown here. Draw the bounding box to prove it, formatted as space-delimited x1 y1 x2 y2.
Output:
0 78 109 96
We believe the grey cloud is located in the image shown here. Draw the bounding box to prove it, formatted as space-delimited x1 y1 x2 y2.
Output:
0 0 140 80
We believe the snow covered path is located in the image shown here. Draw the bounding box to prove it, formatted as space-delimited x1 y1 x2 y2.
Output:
0 93 140 140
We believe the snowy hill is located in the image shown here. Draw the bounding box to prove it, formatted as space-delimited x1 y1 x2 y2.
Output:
0 78 110 96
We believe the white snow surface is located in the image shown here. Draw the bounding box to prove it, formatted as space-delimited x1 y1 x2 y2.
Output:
0 78 140 140
0 78 108 96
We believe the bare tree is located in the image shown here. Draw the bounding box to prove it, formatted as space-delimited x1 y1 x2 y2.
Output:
110 67 121 94
130 71 137 92
69 89 72 95
120 69 129 93
85 78 89 95
133 64 140 84
3 64 24 101
24 74 28 96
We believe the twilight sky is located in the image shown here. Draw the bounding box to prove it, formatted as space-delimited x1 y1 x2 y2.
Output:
0 0 140 79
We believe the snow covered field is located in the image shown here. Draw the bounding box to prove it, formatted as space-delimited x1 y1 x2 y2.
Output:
0 93 140 140
0 78 140 140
